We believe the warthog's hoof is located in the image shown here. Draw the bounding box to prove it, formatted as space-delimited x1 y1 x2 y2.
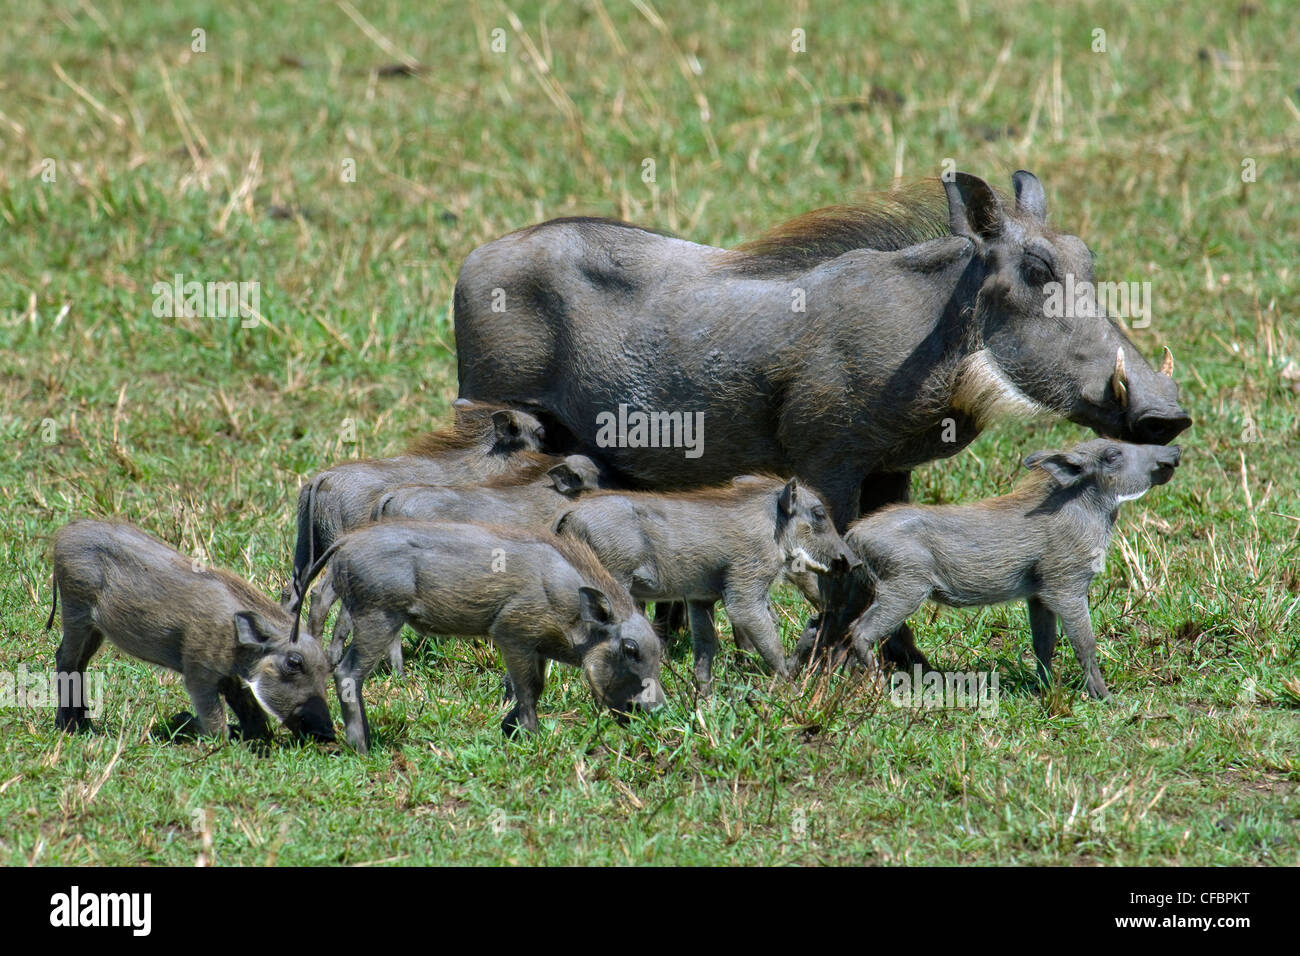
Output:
153 710 203 741
54 712 92 734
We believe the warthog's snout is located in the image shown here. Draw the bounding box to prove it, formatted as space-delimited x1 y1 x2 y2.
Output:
831 542 862 574
1130 406 1192 446
285 697 335 742
1151 445 1182 485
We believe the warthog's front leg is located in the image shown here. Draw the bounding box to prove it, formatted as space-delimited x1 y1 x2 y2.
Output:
847 578 929 669
498 647 545 736
184 675 229 738
1047 596 1111 700
687 601 719 695
1026 597 1058 690
724 591 790 679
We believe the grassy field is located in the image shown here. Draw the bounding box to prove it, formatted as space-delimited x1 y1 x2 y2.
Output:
1 0 1297 865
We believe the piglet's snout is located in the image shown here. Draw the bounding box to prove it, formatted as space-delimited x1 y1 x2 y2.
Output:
833 546 862 574
1150 445 1182 485
287 697 335 742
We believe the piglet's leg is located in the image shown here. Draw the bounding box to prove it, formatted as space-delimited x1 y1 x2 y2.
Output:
687 601 719 695
497 645 544 736
847 579 928 668
1027 598 1059 691
336 608 404 754
307 577 340 649
185 676 229 739
1048 597 1111 700
724 591 790 679
54 616 102 733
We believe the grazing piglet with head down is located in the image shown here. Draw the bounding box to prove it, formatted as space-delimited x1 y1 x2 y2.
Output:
294 521 662 752
552 477 858 694
836 439 1181 698
285 399 550 605
49 520 334 741
309 455 608 673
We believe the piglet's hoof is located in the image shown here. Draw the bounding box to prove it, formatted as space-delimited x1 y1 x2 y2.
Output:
154 710 203 741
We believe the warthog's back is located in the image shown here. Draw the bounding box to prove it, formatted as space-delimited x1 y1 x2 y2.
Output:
330 521 591 639
556 482 784 597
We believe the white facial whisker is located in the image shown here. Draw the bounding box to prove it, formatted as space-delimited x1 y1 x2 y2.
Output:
952 350 1055 428
242 676 283 725
789 547 829 574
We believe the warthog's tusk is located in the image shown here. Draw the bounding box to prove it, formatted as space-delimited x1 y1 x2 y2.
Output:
1112 347 1128 408
1160 345 1174 377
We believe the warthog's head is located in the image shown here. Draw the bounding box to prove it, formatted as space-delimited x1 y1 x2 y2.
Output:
946 170 1191 446
774 478 860 576
1024 438 1182 504
577 587 664 719
235 611 335 741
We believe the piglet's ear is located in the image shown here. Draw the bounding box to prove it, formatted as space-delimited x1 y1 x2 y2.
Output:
234 611 271 649
549 457 599 496
1024 451 1087 488
778 478 799 516
577 586 613 626
492 409 523 441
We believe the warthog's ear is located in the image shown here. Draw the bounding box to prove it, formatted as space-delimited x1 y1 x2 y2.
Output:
492 409 524 441
577 586 613 625
1011 170 1048 223
1024 450 1088 488
548 456 599 496
234 611 273 650
778 478 800 516
943 172 1003 249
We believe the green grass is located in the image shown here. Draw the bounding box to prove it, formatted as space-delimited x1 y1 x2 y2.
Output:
1 0 1297 865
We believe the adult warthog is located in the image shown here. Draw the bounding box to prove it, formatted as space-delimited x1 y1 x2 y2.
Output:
452 170 1191 663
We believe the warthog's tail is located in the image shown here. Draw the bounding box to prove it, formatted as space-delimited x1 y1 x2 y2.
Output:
369 492 395 523
291 474 326 599
45 575 58 631
289 539 344 644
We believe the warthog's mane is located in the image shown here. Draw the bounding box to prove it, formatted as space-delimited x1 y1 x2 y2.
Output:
719 179 961 276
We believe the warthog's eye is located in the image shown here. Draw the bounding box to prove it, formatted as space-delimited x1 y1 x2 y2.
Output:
285 652 305 673
1022 251 1054 286
1103 448 1122 465
811 506 827 523
620 638 641 662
